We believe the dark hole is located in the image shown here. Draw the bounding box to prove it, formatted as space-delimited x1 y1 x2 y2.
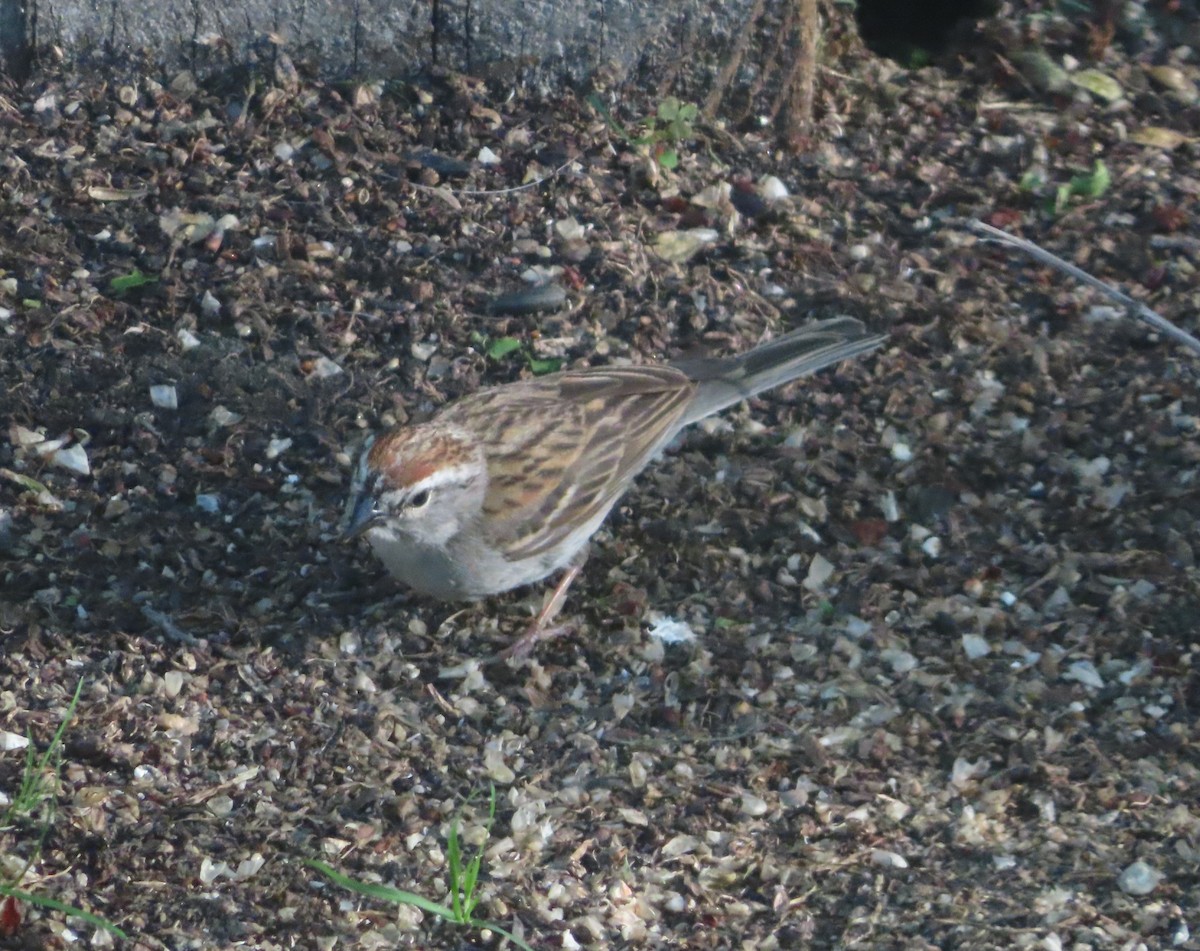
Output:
856 0 999 64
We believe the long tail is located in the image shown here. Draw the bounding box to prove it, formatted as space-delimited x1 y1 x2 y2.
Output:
677 316 886 424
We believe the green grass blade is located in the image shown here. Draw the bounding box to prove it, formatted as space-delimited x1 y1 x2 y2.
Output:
0 884 127 938
460 853 481 920
302 859 458 921
446 815 465 921
472 918 538 951
584 93 632 142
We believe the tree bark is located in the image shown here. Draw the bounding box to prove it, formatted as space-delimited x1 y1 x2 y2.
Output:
780 0 819 145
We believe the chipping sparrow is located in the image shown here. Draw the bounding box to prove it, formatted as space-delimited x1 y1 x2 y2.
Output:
344 317 884 629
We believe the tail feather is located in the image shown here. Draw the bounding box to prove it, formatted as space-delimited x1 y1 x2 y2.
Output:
677 316 885 424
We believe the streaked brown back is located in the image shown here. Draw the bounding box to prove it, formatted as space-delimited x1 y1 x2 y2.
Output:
442 367 696 560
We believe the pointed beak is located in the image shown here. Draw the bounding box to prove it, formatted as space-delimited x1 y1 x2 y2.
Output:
342 492 380 542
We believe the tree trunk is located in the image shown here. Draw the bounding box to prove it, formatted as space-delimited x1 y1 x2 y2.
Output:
0 0 32 82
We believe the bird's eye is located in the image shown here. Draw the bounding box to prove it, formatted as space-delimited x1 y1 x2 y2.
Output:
407 489 431 509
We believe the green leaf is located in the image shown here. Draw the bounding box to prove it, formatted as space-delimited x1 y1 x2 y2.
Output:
1018 169 1043 192
109 269 158 293
657 148 679 170
0 469 53 496
905 47 932 69
527 356 563 375
1053 183 1072 213
486 337 523 360
1068 160 1110 198
657 97 681 122
1069 68 1123 103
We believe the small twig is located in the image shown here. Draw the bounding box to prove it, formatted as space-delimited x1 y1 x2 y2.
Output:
411 158 577 198
967 219 1200 357
141 605 199 645
1149 234 1200 254
425 682 460 715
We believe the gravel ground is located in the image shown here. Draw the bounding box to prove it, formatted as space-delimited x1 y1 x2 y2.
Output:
1 8 1198 949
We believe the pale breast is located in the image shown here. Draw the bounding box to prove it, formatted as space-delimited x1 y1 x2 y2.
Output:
367 522 586 600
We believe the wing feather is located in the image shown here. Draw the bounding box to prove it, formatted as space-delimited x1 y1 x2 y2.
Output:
442 366 695 561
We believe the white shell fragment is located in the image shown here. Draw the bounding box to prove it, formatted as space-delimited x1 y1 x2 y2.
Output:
195 494 221 513
871 849 909 869
163 670 184 698
1 731 30 751
52 443 91 475
209 406 242 427
654 228 719 263
1064 660 1104 690
312 356 344 378
150 384 178 409
803 554 835 592
1117 860 1163 896
554 216 589 241
647 615 697 645
201 290 221 318
961 634 991 660
880 490 900 521
757 175 789 201
881 649 918 675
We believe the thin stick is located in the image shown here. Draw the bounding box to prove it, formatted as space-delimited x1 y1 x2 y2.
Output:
141 605 199 645
967 219 1200 357
410 158 577 198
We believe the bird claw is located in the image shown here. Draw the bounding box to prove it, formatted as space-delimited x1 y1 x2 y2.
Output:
493 620 574 664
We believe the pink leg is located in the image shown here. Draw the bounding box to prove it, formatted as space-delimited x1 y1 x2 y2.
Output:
496 561 584 662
